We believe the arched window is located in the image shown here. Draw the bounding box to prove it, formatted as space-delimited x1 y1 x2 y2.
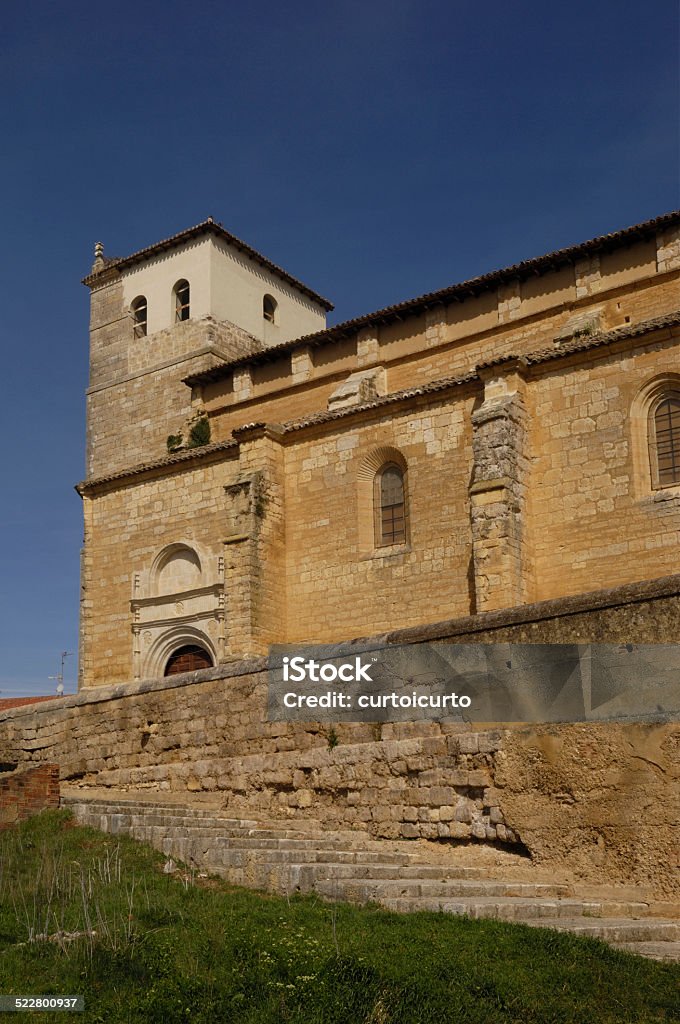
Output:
131 295 147 338
630 376 680 497
263 294 277 323
375 463 407 546
651 395 680 487
164 644 213 676
174 279 190 322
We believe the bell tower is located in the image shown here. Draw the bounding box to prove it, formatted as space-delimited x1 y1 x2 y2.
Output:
82 220 332 479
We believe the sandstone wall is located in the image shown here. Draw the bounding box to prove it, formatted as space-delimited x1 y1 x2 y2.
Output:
81 317 680 677
81 450 241 686
79 223 680 678
3 582 679 896
202 253 680 426
86 297 257 479
496 723 679 900
527 330 680 601
282 391 476 639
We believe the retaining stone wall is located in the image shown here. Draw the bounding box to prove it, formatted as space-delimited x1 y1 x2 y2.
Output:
0 580 679 896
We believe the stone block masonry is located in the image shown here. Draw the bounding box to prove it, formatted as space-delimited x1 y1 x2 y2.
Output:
78 214 680 680
51 212 680 911
0 764 60 829
1 577 679 898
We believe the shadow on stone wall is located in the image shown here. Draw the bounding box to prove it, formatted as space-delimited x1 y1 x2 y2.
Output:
1 575 679 897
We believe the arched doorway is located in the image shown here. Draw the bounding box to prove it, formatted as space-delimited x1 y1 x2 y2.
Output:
164 645 213 676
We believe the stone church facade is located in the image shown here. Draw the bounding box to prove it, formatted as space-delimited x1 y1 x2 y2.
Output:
78 212 680 688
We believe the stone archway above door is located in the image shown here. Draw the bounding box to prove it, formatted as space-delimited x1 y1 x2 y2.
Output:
131 541 224 681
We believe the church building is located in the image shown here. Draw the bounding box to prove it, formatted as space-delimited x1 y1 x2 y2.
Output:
78 212 680 688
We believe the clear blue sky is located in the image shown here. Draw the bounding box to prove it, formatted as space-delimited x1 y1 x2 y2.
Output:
1 1 678 695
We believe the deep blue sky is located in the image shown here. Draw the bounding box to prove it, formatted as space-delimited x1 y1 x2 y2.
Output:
1 1 678 696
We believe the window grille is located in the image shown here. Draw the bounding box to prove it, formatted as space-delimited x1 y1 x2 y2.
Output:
376 463 406 545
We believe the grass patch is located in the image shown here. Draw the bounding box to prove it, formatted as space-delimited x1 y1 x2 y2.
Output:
0 811 677 1022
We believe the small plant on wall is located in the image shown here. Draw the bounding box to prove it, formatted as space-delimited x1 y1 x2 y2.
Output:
166 434 183 453
187 416 211 449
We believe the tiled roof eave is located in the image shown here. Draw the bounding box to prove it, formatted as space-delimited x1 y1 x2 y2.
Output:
183 210 680 387
523 309 680 365
76 439 239 494
275 309 680 435
82 219 334 311
78 308 680 492
278 371 480 434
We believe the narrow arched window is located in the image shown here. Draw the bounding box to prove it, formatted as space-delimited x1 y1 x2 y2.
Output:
174 279 190 322
375 463 407 546
263 294 277 323
652 397 680 486
131 295 147 338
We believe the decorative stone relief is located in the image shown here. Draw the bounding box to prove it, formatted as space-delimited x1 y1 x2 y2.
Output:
224 476 261 539
130 541 223 680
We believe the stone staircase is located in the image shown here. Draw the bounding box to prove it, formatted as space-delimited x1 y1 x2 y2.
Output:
62 792 680 962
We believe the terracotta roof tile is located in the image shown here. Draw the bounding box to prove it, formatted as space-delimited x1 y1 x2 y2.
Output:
275 310 680 434
0 696 59 711
523 310 680 365
77 308 680 494
76 439 238 493
279 371 479 433
184 209 680 387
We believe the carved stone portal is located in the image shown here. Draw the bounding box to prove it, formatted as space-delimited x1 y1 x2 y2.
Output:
131 542 224 679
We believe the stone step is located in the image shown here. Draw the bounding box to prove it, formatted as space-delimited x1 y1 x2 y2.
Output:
302 876 572 899
75 812 364 845
62 795 679 960
64 798 328 834
523 918 680 943
71 807 320 835
181 833 368 851
201 828 370 847
612 941 680 961
202 847 411 867
74 811 560 883
268 862 557 885
62 800 248 821
153 841 411 872
343 893 651 922
70 808 379 849
194 859 562 896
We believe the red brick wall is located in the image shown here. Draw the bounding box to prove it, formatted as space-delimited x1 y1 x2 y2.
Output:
0 764 60 829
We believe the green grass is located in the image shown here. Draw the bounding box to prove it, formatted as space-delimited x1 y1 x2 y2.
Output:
0 811 677 1023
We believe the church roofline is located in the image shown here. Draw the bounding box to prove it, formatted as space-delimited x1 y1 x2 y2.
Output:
184 209 680 388
78 308 680 495
82 218 335 312
274 310 680 434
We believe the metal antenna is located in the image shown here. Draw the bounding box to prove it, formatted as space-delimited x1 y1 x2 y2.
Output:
49 651 74 695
